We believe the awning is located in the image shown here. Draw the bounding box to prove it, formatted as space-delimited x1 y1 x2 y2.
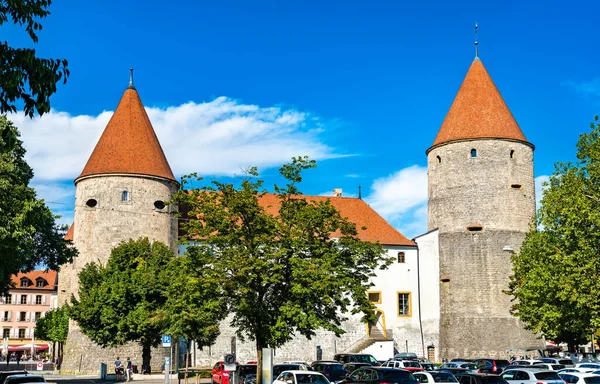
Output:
4 344 49 352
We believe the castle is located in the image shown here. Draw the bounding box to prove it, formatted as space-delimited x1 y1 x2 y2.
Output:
58 54 542 373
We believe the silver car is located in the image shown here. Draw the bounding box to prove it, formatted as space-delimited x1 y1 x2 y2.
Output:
501 369 565 384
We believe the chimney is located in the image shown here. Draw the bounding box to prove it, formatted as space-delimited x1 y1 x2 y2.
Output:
333 188 342 197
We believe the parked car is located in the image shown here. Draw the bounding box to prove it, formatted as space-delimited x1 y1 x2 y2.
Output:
440 369 472 377
2 375 46 384
533 364 566 371
310 362 348 382
442 363 477 370
414 371 459 383
273 371 330 384
540 359 575 368
396 353 420 361
512 360 544 366
473 360 512 374
455 373 509 384
421 363 437 372
0 371 29 384
559 369 596 375
558 373 600 384
343 363 372 374
212 361 239 384
501 368 565 384
382 360 424 372
334 354 379 366
238 364 258 384
452 359 474 363
576 365 600 371
337 367 419 384
274 364 311 379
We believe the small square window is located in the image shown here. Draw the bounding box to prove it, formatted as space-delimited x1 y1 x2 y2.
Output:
368 292 381 304
122 191 129 202
35 312 41 321
35 295 42 305
2 329 9 338
20 279 29 287
36 279 45 287
20 295 27 305
18 329 25 338
19 312 26 321
4 296 11 304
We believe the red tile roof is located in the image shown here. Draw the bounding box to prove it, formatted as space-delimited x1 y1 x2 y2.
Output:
11 270 57 291
76 87 176 183
429 58 530 151
250 194 414 246
64 224 74 241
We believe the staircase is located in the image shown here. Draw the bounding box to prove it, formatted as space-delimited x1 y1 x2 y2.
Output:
343 328 394 354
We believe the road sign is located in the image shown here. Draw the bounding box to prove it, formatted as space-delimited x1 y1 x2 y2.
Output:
37 361 43 371
162 335 172 348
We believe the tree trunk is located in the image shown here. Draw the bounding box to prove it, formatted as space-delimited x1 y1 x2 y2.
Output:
257 348 263 384
142 342 152 374
51 341 55 366
185 340 190 384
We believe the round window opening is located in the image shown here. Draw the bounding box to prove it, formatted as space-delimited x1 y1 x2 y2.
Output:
154 200 166 210
86 199 98 208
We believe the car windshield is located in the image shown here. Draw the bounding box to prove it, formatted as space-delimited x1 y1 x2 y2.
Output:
482 378 509 384
552 365 565 370
382 371 417 382
559 360 574 366
354 355 379 364
6 378 46 384
496 361 511 367
324 365 345 372
584 378 600 384
431 373 458 382
404 362 422 368
295 374 330 384
535 372 561 380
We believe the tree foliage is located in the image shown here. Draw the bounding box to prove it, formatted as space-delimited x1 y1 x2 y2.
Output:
70 238 226 373
0 116 76 295
0 0 69 118
35 306 69 343
175 156 390 381
69 238 173 373
507 116 600 350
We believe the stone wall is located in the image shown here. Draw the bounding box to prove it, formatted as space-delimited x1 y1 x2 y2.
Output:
59 174 178 373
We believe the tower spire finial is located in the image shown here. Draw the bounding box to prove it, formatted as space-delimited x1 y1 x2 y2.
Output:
474 22 479 58
128 68 135 89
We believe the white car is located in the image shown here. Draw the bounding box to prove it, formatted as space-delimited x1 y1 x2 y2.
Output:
381 360 424 372
534 364 567 371
513 360 544 366
3 375 47 384
273 370 331 384
540 359 575 368
414 371 459 383
558 372 600 384
501 368 565 384
576 365 600 371
560 369 597 374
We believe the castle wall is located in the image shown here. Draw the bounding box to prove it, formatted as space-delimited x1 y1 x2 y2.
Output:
59 174 178 373
427 139 542 359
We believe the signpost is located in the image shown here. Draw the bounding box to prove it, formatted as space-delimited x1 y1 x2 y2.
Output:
37 361 43 371
163 335 172 384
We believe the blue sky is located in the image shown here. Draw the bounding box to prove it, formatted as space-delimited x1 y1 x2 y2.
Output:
6 0 600 238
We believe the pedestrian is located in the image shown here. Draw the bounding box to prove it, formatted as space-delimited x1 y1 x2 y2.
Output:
115 356 123 381
16 353 20 367
126 357 133 381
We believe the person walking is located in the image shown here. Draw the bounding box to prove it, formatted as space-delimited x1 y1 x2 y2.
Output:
126 357 133 381
115 357 123 381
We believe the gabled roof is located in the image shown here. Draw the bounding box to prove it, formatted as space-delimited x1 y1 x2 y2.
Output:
76 86 176 183
428 58 531 152
11 270 57 291
64 224 74 241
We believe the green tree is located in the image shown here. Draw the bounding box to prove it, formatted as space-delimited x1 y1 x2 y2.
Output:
159 246 228 375
175 157 390 382
35 306 69 363
507 116 600 351
0 116 76 294
0 0 69 118
69 238 174 374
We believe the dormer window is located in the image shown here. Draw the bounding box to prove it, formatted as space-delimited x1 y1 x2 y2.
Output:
470 149 477 158
36 279 46 288
122 191 129 202
20 279 30 287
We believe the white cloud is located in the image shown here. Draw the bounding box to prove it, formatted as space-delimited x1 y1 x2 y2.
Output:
563 78 600 97
11 96 336 181
535 175 550 212
366 165 428 238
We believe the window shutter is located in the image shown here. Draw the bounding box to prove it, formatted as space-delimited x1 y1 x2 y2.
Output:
10 328 15 338
25 328 29 338
0 296 3 304
26 312 30 322
42 295 46 305
12 294 16 304
28 294 32 304
7 311 11 321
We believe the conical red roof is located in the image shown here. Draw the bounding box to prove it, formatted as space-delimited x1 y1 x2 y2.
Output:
77 86 176 183
429 58 530 150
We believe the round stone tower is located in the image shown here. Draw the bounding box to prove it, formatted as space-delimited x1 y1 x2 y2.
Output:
427 57 542 359
58 73 179 373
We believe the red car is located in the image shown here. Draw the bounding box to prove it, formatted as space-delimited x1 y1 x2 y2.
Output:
212 361 239 384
